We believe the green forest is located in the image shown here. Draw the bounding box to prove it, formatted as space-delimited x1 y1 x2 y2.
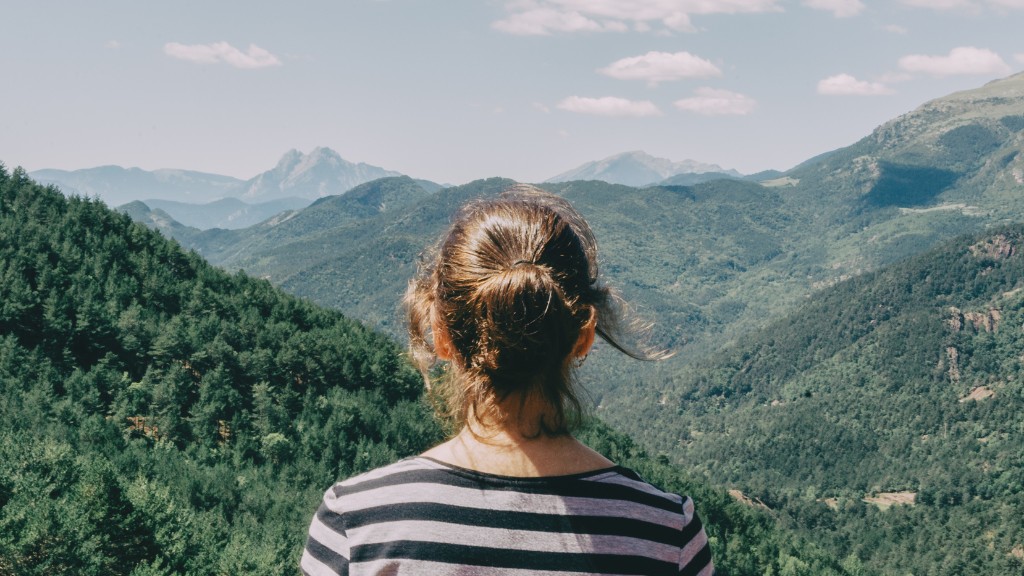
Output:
600 226 1024 575
0 165 855 574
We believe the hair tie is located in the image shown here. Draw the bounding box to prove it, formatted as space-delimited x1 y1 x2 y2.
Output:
510 259 534 268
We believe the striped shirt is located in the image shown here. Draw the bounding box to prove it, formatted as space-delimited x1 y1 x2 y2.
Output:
301 456 714 576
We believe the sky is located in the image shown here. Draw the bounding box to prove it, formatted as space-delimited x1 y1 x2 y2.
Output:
2 0 1023 185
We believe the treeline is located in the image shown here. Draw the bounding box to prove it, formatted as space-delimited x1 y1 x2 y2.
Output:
0 165 846 575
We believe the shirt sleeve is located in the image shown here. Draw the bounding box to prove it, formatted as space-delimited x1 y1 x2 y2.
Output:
300 486 350 576
678 496 715 576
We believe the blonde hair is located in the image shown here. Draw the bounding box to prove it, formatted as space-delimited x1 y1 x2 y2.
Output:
405 185 657 436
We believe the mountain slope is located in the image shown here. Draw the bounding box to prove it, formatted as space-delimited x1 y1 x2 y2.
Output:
117 200 202 243
140 196 311 230
184 175 437 269
603 226 1024 575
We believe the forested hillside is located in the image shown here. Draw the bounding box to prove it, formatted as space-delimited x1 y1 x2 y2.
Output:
0 165 846 575
603 226 1024 575
0 165 437 574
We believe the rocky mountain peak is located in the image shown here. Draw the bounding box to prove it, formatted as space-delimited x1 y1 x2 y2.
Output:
242 148 401 201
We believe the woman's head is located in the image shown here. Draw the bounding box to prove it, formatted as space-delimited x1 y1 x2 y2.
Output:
406 185 650 436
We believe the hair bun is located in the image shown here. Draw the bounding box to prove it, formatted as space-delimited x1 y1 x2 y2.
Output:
404 184 661 436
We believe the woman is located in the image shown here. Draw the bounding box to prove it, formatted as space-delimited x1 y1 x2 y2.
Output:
301 185 714 575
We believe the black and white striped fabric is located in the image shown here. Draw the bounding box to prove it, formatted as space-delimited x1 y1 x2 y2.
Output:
301 457 714 575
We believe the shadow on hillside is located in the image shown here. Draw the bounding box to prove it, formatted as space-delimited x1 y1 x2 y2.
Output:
865 162 959 208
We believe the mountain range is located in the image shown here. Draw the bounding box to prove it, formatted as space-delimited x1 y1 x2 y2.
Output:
30 147 406 228
29 165 243 207
32 148 747 229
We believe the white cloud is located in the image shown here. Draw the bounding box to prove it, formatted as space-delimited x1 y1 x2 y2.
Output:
817 73 893 95
803 0 865 17
673 88 757 115
557 96 662 117
164 41 281 69
493 0 781 35
599 51 722 85
882 24 908 34
898 46 1011 77
492 7 608 34
105 40 121 49
1016 53 1024 64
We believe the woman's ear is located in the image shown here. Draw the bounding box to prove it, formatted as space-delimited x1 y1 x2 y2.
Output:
432 309 453 361
572 309 597 359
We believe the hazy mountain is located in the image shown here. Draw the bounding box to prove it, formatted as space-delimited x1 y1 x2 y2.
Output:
139 196 311 230
240 147 402 201
117 200 200 243
29 166 244 207
31 147 414 209
545 150 742 186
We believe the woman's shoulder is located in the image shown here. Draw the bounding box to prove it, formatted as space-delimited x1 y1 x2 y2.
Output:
326 457 439 494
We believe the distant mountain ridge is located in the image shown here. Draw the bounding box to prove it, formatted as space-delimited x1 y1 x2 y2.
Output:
30 166 244 207
30 147 406 208
138 197 312 230
545 150 742 187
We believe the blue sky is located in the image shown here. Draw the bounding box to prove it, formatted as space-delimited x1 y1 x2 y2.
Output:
2 0 1022 184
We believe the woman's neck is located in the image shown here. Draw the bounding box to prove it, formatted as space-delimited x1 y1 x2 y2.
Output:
421 423 614 477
